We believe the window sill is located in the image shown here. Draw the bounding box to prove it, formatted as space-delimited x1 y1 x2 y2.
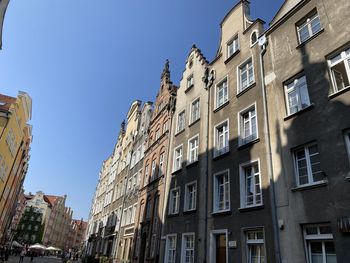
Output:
238 204 264 212
189 118 200 128
328 86 350 100
167 213 179 218
213 149 230 160
224 49 240 64
171 168 182 175
236 82 256 98
296 29 325 49
291 180 328 192
184 84 194 93
284 104 314 121
212 209 231 216
186 160 198 168
183 209 196 215
213 100 230 113
237 138 260 150
174 128 185 137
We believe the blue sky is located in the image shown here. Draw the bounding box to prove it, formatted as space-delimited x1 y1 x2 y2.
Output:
0 0 283 220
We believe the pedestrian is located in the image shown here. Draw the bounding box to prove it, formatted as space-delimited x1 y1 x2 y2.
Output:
30 251 34 262
19 248 26 263
4 247 9 262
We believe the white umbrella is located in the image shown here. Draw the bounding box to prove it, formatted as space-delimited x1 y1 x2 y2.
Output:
12 241 23 248
46 246 61 251
29 244 47 250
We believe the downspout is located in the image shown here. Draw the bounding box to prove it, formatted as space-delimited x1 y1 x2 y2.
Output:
259 38 282 263
203 67 213 263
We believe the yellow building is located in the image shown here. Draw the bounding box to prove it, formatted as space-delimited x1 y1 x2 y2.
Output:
0 91 32 242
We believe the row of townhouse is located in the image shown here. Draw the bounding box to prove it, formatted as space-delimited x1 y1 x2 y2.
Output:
86 0 350 262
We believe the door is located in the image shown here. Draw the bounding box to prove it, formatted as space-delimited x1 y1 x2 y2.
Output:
216 234 227 263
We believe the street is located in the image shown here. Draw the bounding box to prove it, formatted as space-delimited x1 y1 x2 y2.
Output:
7 256 80 263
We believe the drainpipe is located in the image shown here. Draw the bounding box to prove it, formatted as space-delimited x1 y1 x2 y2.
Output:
259 37 282 263
203 68 213 263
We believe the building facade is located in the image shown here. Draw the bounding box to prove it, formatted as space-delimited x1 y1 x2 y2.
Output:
263 0 350 262
85 1 350 262
0 91 32 243
133 61 177 263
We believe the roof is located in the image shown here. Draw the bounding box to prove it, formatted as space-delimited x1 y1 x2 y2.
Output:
0 93 16 112
44 195 59 207
269 0 304 26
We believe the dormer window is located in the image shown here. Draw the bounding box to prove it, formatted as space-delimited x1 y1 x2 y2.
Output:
227 35 239 59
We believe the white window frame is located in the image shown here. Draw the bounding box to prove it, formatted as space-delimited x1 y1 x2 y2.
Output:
173 145 183 172
169 187 180 215
227 34 239 59
151 158 157 180
187 74 194 89
237 57 255 93
245 229 266 263
181 233 195 263
303 224 336 263
215 76 229 109
209 230 228 263
297 11 322 44
213 119 229 158
177 110 186 133
165 234 177 263
239 160 263 209
238 102 258 146
190 97 200 124
213 169 230 213
344 130 350 165
284 75 311 116
328 47 350 93
159 152 165 176
184 181 197 212
187 134 199 164
293 143 324 187
250 30 258 47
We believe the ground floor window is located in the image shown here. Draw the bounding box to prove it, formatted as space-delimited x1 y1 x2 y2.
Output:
303 224 337 263
181 233 195 263
165 234 177 263
245 229 265 263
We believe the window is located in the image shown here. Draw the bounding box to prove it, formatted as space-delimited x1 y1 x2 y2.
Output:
213 170 230 212
216 78 228 108
294 144 324 186
239 105 257 145
181 233 195 263
173 145 183 172
165 235 177 263
155 128 160 140
284 75 310 115
214 120 229 157
184 182 197 211
303 224 337 263
240 161 262 208
251 31 258 46
169 188 180 215
345 130 350 164
227 35 239 58
245 230 265 263
145 198 151 220
328 47 350 93
177 111 186 133
187 74 194 89
151 159 157 180
239 59 254 92
188 135 199 164
163 120 169 133
144 165 149 186
159 152 165 176
190 99 200 123
297 11 321 44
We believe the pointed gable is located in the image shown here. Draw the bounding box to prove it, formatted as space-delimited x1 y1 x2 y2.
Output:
270 0 303 25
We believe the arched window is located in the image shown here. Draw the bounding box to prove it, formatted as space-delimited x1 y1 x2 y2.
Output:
251 31 258 46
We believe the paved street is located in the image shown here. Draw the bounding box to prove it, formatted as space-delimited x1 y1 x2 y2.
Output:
7 256 80 263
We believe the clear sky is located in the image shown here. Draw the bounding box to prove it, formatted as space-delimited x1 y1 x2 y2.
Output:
0 0 284 220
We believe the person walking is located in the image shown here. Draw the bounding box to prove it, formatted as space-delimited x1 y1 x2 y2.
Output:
19 249 26 263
